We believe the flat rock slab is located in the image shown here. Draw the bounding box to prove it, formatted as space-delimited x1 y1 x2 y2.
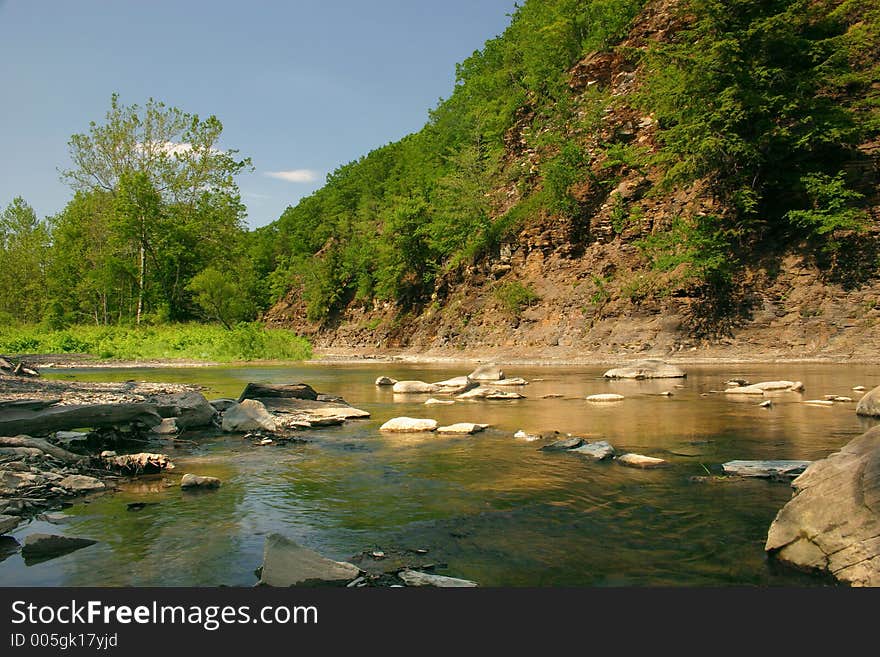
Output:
392 381 440 394
766 425 880 586
398 570 478 587
180 474 221 489
21 534 97 561
540 436 584 452
425 398 454 406
616 453 669 469
722 460 811 479
603 360 686 379
260 397 370 419
726 381 804 395
221 399 277 432
58 475 106 493
456 387 525 400
493 378 528 386
379 417 438 433
0 514 20 535
586 394 625 402
436 423 489 434
238 383 318 402
259 533 360 586
570 441 616 460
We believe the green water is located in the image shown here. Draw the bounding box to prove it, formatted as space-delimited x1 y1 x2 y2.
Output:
2 362 876 586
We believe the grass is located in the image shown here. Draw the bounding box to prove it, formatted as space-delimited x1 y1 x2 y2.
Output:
0 322 312 362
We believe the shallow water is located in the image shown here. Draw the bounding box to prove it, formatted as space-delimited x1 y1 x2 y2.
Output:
2 362 877 586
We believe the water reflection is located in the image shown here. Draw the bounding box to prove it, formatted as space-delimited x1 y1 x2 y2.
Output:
1 362 876 586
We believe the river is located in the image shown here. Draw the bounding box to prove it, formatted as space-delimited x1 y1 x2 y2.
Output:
2 361 876 586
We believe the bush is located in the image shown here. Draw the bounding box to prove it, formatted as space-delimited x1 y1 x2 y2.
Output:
493 281 540 315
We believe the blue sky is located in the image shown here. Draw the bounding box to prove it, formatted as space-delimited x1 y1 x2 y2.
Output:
0 0 518 228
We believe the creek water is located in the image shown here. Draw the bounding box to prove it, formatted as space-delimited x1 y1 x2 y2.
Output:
2 361 877 587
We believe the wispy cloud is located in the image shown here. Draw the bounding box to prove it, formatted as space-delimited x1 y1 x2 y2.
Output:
136 141 225 157
264 169 319 183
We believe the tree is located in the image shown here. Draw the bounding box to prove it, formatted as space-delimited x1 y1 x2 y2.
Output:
59 94 253 322
187 267 256 329
0 197 49 322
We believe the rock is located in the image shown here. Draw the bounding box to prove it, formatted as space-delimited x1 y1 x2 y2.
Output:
436 423 489 434
616 453 669 469
826 396 853 403
209 398 238 412
540 436 584 451
259 397 370 420
514 430 541 441
760 400 773 408
238 383 318 402
104 452 173 474
765 426 880 586
398 569 477 587
570 440 616 460
586 393 625 402
379 417 438 433
259 533 360 586
856 385 880 417
54 430 91 446
0 514 20 535
725 379 750 387
58 475 106 493
722 460 811 478
180 473 221 489
468 363 505 381
151 417 180 434
724 385 767 395
152 391 216 429
853 386 866 392
375 376 397 386
803 400 834 406
21 534 97 561
456 387 525 400
424 398 454 406
392 380 440 394
431 376 477 394
493 378 528 386
100 450 117 458
221 399 277 432
0 402 162 435
603 360 686 379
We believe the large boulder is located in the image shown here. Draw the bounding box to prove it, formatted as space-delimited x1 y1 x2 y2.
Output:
468 363 505 381
379 417 438 433
151 391 216 429
603 360 686 379
392 380 440 394
221 399 277 432
259 533 360 586
765 426 880 586
856 385 880 417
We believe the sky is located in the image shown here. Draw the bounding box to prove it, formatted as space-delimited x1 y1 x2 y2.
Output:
0 0 518 228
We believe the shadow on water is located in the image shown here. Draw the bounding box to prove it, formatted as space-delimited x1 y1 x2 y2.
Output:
2 362 875 586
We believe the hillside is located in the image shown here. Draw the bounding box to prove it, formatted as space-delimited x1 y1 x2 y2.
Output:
257 0 880 362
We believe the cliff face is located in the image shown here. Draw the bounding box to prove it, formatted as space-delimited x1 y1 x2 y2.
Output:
264 0 880 361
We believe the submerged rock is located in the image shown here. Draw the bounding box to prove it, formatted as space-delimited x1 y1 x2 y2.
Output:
468 363 505 381
856 385 880 417
221 399 277 432
259 533 360 586
180 474 221 489
603 360 686 379
722 460 811 479
398 569 478 587
436 423 489 434
765 426 880 586
570 440 616 460
616 453 669 469
21 534 97 561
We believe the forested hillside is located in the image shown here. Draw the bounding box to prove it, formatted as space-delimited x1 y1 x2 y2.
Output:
256 0 880 358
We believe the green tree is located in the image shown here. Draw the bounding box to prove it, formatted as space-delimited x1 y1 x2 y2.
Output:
187 266 257 329
0 197 50 322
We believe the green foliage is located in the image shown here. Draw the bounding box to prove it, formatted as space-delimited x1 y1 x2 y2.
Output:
493 281 540 315
542 142 592 216
0 197 50 322
785 171 868 241
187 267 257 329
0 324 311 362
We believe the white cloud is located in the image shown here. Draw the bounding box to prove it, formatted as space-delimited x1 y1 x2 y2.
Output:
136 141 224 156
264 169 319 183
